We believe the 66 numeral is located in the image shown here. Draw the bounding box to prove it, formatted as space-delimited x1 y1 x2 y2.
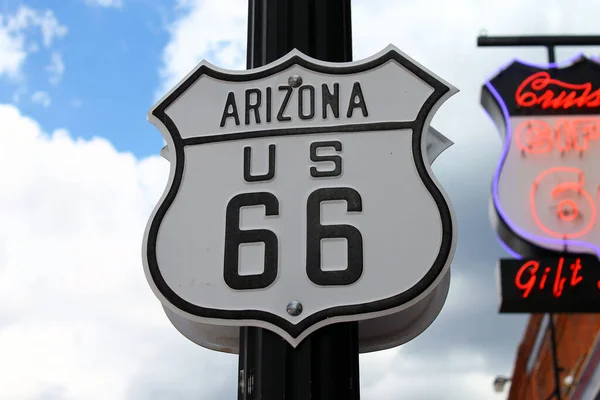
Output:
223 188 363 290
307 188 363 285
223 192 279 290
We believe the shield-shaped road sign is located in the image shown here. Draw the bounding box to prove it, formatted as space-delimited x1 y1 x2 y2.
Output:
143 45 458 351
482 56 600 258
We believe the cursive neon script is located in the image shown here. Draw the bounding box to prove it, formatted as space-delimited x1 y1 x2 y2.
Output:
515 71 600 109
514 258 583 299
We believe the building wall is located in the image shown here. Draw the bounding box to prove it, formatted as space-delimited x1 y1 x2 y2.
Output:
507 314 600 400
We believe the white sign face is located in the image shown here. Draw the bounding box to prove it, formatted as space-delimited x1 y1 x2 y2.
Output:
143 45 458 348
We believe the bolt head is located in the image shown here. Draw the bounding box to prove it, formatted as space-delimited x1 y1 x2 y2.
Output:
564 375 574 386
288 75 302 88
286 301 303 316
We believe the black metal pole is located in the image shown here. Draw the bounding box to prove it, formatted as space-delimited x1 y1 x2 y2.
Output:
238 1 359 399
547 46 556 64
246 0 352 69
548 314 562 400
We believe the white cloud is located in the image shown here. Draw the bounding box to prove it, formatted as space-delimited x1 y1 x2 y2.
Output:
84 0 123 9
155 0 247 99
0 21 27 79
361 348 507 400
0 104 172 398
4 7 67 49
31 90 51 108
46 51 65 85
0 6 67 81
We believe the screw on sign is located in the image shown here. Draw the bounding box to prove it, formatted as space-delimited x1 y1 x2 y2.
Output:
482 56 600 259
142 45 458 353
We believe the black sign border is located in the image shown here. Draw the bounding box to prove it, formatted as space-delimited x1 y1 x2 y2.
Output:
146 47 454 339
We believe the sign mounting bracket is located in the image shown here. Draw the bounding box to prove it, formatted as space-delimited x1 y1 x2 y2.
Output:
477 34 600 64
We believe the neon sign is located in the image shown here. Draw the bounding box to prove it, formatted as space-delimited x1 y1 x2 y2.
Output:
498 256 600 313
481 56 600 259
516 71 600 110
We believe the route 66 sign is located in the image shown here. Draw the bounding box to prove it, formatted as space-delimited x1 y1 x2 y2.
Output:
142 45 458 352
482 56 600 258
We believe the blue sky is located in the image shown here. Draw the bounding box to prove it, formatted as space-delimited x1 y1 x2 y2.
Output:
2 0 600 399
0 0 174 157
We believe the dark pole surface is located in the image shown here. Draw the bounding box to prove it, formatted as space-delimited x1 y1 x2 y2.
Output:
239 1 359 399
548 314 562 400
247 0 352 69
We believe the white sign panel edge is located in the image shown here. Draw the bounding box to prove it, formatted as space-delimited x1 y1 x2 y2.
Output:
162 266 451 354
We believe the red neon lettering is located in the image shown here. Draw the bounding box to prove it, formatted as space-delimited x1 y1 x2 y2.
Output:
515 119 553 154
570 259 583 286
515 260 538 298
515 118 600 154
553 257 567 298
516 71 600 109
529 167 596 239
515 258 585 299
539 267 551 290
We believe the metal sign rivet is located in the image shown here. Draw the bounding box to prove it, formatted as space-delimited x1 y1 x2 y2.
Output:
288 75 302 88
286 301 303 316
